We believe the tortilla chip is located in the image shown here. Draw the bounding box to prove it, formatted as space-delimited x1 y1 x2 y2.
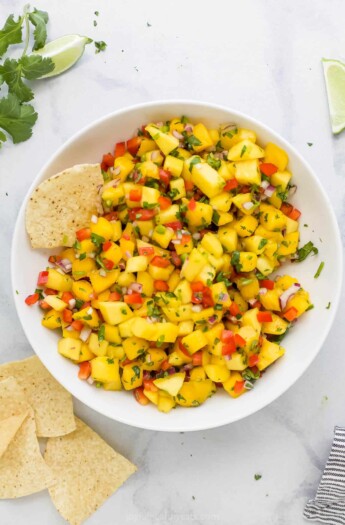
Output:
0 413 28 459
0 356 76 438
26 163 103 248
0 377 55 498
44 417 137 525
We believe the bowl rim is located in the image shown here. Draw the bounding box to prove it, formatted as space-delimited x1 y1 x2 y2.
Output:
11 99 344 431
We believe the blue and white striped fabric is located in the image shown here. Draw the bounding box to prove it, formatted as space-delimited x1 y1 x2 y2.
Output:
304 427 345 524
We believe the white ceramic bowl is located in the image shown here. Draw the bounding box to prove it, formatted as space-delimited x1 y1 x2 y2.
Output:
11 100 343 432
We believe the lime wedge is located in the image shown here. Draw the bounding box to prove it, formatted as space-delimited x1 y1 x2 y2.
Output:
34 35 92 78
322 58 345 134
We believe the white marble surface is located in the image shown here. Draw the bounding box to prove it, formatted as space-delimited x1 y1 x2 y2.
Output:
1 0 345 524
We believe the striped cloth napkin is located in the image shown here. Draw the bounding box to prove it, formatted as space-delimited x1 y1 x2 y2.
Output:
304 427 345 524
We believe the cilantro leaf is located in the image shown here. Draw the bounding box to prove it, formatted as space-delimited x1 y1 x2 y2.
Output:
20 55 55 79
95 41 107 53
0 94 37 144
0 58 33 102
28 8 49 50
295 241 318 262
0 14 23 58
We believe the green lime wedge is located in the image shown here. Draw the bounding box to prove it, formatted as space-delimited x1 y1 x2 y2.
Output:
322 58 345 134
33 34 92 78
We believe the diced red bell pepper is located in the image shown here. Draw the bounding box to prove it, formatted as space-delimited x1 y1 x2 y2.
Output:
260 163 278 176
158 196 172 210
178 339 191 357
188 198 196 211
224 178 239 191
151 256 170 268
257 311 273 323
248 354 259 367
280 203 294 216
202 287 214 308
154 280 169 291
71 320 84 331
103 259 115 270
164 221 183 230
63 309 73 323
240 185 251 194
222 340 236 355
48 255 62 264
234 380 245 395
102 153 115 168
191 282 204 292
160 359 171 371
37 271 49 286
78 361 91 380
129 188 142 202
114 141 126 158
260 279 275 290
181 234 191 244
102 241 112 252
139 246 155 256
122 233 131 240
251 300 262 310
192 351 203 366
191 292 203 304
25 293 40 306
109 291 122 301
60 293 73 305
44 288 57 295
134 387 149 405
76 227 91 242
159 168 171 185
124 293 143 305
288 207 301 221
126 136 142 156
143 379 158 392
229 302 240 316
171 251 182 267
185 180 194 191
103 211 118 221
39 300 51 310
234 334 246 348
221 330 234 343
283 306 298 322
129 208 156 221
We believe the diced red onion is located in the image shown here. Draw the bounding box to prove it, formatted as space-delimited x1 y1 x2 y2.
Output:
113 166 121 176
125 250 132 259
214 152 223 160
148 229 153 237
248 298 257 306
87 377 94 385
99 269 106 277
260 180 269 190
242 201 254 210
151 150 160 160
192 305 203 313
87 307 93 315
88 252 95 258
192 232 201 240
184 124 193 132
80 326 91 342
121 287 128 294
128 282 143 294
182 363 194 371
208 315 218 324
143 371 151 381
75 253 80 259
145 354 152 363
118 261 126 270
264 185 275 198
259 288 267 295
218 293 228 301
156 121 163 127
222 150 228 157
91 215 98 224
56 258 72 273
141 236 149 242
172 130 184 140
65 325 74 332
224 354 231 361
68 298 76 309
279 283 301 310
167 367 176 375
146 318 153 324
127 289 133 295
171 239 181 245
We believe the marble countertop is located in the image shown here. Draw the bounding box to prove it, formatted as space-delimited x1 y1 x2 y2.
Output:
1 0 345 524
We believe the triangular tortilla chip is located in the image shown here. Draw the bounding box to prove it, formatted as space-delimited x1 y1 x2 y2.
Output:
0 356 76 437
0 412 28 459
0 377 55 498
44 418 136 525
26 163 103 248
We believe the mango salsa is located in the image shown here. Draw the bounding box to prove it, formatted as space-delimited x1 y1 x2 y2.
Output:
27 115 314 413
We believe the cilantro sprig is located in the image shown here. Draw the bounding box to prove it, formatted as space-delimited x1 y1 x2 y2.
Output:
0 5 91 150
